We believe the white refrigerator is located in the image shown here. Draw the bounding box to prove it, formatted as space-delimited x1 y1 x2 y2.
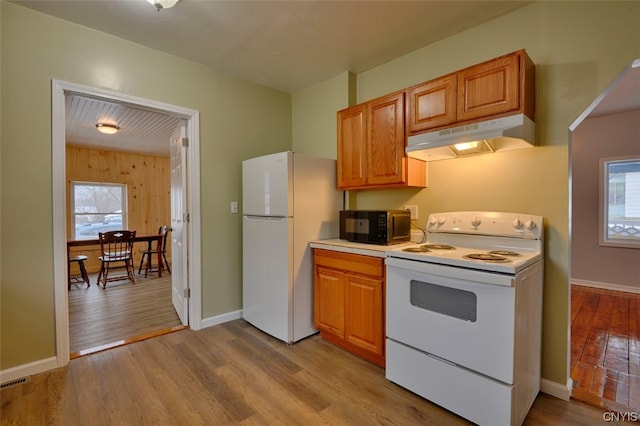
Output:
242 151 342 343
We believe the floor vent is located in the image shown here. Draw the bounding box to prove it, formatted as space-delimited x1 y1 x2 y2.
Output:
1 376 31 389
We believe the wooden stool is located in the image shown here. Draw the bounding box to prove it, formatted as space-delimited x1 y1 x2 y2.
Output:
68 255 91 290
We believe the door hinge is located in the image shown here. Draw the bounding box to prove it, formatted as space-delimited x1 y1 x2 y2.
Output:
183 212 190 223
181 137 189 148
184 288 191 299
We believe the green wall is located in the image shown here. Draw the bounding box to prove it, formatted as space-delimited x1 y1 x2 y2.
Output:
292 1 640 389
3 0 639 393
0 2 291 368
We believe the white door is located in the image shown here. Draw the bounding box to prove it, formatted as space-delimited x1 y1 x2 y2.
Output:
171 120 188 325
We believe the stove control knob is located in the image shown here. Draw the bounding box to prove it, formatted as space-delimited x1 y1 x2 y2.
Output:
513 218 524 229
471 217 481 227
435 216 446 226
525 219 537 230
428 216 438 227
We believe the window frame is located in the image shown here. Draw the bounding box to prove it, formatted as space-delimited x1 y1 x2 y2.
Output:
71 181 128 240
599 155 640 249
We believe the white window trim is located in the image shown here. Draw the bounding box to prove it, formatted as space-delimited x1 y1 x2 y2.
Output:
70 181 127 240
599 155 640 249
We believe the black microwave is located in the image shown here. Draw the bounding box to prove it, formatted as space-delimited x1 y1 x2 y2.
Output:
339 210 411 245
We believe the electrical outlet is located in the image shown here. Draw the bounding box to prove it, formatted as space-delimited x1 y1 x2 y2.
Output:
405 205 418 220
230 201 238 214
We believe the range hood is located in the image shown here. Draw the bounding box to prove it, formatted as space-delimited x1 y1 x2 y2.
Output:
406 114 535 161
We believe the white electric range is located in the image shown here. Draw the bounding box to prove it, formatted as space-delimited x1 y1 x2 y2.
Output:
385 211 544 426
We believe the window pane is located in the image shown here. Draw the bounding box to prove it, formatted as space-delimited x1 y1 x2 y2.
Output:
605 159 640 245
72 183 126 240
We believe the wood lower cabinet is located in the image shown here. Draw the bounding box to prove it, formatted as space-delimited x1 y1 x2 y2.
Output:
337 91 427 190
313 249 385 367
407 49 535 136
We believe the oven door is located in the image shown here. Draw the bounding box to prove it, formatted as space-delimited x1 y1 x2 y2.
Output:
386 257 516 384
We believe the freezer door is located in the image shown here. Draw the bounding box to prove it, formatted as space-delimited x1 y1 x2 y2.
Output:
242 215 293 342
242 151 292 217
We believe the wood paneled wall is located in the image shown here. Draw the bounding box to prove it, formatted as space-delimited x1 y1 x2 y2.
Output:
66 146 171 274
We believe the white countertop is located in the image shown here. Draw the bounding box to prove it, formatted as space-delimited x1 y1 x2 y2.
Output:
310 239 417 258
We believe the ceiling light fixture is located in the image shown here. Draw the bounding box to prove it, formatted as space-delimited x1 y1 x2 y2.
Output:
147 0 179 11
95 123 120 135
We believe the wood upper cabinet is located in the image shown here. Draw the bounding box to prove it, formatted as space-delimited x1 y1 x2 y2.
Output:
313 248 385 366
337 104 367 188
407 49 535 135
366 91 406 186
337 91 426 190
457 52 521 122
406 73 457 134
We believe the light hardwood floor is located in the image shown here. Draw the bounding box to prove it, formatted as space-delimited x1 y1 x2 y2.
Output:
68 272 183 356
1 319 632 425
571 284 640 413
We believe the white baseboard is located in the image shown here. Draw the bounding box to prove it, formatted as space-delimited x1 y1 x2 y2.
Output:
571 278 640 294
540 377 572 401
0 356 59 386
200 309 243 329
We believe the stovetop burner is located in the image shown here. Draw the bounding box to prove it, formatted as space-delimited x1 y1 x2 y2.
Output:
402 245 432 253
463 253 511 263
422 244 456 250
488 250 521 257
402 244 456 253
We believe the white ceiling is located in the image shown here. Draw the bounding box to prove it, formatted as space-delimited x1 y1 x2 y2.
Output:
65 94 181 156
13 0 531 93
12 1 639 156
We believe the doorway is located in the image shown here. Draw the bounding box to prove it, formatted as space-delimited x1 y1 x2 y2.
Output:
568 60 640 411
51 80 203 365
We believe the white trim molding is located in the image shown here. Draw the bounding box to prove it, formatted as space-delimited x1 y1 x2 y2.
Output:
51 80 202 371
540 377 572 401
201 310 243 329
0 357 58 386
572 279 640 295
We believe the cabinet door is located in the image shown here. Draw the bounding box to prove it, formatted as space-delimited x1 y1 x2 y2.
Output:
314 266 345 338
344 274 384 356
367 91 406 186
407 73 457 134
337 104 367 189
457 52 520 122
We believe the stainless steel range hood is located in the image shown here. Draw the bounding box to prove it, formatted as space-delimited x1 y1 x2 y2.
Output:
406 114 535 161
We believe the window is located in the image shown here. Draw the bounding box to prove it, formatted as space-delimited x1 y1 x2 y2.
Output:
71 182 127 240
600 157 640 248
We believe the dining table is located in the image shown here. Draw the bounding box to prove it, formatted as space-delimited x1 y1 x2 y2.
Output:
67 233 164 278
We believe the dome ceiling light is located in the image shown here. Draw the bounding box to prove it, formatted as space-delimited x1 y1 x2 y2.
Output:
147 0 180 11
95 123 120 135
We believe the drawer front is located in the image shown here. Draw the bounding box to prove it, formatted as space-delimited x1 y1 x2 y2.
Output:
313 249 384 277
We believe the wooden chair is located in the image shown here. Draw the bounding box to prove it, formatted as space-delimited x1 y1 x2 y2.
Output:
68 254 90 290
138 226 171 278
97 230 136 288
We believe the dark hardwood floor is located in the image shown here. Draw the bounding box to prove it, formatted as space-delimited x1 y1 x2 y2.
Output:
68 272 183 357
571 284 640 413
1 319 632 425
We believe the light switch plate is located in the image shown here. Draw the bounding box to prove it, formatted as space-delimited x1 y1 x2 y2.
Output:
230 201 238 214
